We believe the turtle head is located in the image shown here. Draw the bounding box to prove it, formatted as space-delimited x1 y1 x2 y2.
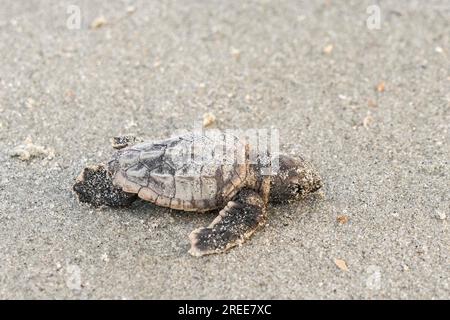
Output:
269 154 322 203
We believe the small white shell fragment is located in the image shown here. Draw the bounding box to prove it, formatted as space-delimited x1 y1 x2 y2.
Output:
230 47 241 60
10 137 55 161
90 16 107 29
334 258 349 271
436 210 446 220
323 44 333 54
202 112 216 127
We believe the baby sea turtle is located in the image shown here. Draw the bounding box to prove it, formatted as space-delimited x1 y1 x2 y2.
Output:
73 131 322 256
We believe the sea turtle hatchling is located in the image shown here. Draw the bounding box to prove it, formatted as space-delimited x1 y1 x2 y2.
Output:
73 131 323 256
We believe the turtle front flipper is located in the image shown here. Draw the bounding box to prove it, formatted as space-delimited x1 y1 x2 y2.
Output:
189 189 267 257
73 164 137 207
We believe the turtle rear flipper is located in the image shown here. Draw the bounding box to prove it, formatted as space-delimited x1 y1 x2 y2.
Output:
73 164 137 207
189 189 267 257
111 135 143 150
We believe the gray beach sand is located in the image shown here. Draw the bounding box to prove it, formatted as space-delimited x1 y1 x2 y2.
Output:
0 0 448 299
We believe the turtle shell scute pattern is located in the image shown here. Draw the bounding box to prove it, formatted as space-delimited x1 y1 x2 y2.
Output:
110 132 248 211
